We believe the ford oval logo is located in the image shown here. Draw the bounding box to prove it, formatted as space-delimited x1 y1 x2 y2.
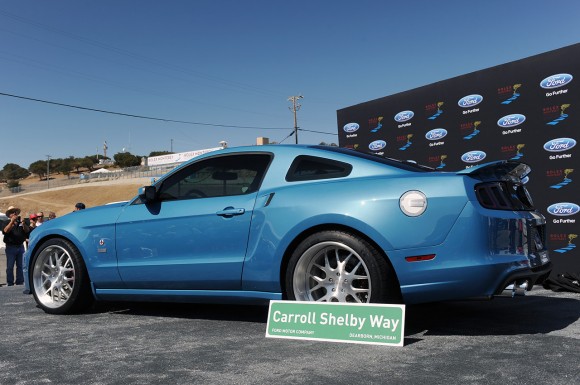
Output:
461 151 486 163
547 203 580 216
457 94 483 108
543 137 577 152
343 123 360 133
369 140 387 151
497 114 526 128
394 110 414 122
425 128 448 140
540 73 573 89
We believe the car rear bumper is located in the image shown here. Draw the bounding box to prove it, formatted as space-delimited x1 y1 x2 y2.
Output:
494 260 552 296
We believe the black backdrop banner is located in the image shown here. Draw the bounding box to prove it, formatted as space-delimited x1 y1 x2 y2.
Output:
337 43 579 276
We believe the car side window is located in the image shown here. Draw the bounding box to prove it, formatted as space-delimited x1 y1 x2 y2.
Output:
157 153 271 201
285 155 352 182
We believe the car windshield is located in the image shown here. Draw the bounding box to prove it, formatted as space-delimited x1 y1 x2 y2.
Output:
310 145 434 172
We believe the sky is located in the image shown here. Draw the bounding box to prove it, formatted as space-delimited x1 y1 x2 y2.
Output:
1 0 579 169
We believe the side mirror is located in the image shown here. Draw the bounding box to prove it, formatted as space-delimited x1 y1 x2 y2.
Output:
138 185 157 203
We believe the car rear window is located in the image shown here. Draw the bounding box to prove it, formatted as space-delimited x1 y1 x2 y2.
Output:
311 145 433 172
286 155 353 182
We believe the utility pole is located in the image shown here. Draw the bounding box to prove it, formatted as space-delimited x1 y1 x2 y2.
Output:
288 95 303 144
46 155 51 189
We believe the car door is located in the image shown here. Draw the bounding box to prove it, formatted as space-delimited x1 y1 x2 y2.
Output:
115 153 271 290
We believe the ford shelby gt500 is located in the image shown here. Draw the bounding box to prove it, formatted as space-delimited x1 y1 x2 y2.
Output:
24 145 551 314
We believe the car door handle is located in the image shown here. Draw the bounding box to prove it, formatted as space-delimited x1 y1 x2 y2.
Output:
216 207 245 217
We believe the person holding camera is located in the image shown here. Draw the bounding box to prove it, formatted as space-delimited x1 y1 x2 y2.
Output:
2 206 30 286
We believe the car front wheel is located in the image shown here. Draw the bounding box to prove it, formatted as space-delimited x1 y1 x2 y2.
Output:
286 231 401 303
31 239 93 314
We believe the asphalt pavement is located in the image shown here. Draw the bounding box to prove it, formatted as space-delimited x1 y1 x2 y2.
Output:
0 282 578 385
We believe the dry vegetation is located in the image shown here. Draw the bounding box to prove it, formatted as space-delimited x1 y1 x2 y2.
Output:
0 179 148 218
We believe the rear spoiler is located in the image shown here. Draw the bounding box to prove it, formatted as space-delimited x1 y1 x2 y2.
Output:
456 160 531 183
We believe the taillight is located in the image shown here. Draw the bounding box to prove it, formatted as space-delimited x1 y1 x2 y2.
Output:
475 182 534 211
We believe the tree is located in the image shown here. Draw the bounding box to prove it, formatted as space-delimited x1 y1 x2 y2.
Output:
56 157 75 178
81 157 95 172
29 160 47 180
2 163 30 180
70 158 81 174
149 151 173 157
114 152 141 168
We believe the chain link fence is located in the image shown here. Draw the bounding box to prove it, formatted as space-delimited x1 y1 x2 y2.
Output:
0 164 178 197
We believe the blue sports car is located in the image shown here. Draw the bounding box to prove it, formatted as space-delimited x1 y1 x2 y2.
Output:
24 145 551 314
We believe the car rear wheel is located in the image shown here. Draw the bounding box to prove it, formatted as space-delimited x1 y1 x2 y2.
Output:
286 231 401 303
31 239 93 314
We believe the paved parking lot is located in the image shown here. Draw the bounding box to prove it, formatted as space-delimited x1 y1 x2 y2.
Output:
0 281 578 385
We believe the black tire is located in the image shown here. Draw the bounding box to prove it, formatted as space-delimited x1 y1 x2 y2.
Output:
285 230 401 303
30 238 94 314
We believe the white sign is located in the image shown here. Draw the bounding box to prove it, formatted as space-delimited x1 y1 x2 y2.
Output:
147 147 222 166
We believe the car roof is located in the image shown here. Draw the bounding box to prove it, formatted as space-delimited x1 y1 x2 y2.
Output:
193 144 434 173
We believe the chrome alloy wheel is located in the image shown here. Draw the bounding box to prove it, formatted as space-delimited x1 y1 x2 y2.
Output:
32 245 76 309
292 241 372 303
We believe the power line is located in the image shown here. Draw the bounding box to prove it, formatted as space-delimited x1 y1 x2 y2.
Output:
0 9 287 99
299 128 336 136
0 91 294 130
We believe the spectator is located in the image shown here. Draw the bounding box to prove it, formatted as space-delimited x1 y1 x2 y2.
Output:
2 206 30 286
74 202 86 211
29 213 38 230
48 212 56 220
35 212 44 226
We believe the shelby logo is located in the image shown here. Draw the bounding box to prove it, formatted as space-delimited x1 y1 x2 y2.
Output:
369 140 387 151
343 123 360 133
458 94 483 108
425 128 447 140
461 151 486 163
540 73 573 89
394 110 414 122
547 203 580 216
497 114 526 128
543 138 576 152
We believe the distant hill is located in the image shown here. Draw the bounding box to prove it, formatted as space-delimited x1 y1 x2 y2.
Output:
0 178 149 218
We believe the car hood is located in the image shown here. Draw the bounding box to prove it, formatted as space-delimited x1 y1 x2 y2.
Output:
456 160 531 183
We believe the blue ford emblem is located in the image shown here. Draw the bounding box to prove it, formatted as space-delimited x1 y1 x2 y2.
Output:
497 114 526 127
457 94 483 108
540 73 573 89
425 128 448 140
543 138 577 152
461 151 486 163
394 110 414 122
547 203 580 216
343 123 360 133
369 140 387 151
